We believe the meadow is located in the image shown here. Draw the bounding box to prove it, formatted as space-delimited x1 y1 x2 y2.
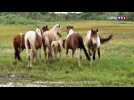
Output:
0 20 134 86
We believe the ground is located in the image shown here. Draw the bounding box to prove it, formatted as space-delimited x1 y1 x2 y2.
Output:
0 20 134 87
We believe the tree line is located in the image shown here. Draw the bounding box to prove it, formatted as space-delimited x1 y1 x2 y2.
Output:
0 12 133 24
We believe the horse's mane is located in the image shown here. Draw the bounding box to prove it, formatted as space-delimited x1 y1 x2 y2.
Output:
52 24 60 30
35 28 42 37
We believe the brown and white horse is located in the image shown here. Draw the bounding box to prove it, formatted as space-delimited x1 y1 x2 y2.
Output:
85 28 113 60
24 28 43 67
65 25 90 66
42 24 62 61
13 25 48 66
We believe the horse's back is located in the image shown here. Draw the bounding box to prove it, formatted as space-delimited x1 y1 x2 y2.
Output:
13 34 25 49
43 30 57 45
67 33 83 49
35 33 43 49
25 31 36 48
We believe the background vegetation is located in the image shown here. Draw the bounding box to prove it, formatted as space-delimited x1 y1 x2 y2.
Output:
0 12 134 25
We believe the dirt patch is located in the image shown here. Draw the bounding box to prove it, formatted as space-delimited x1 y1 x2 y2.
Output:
0 81 101 87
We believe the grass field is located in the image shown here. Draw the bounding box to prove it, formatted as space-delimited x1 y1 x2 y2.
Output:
0 20 134 87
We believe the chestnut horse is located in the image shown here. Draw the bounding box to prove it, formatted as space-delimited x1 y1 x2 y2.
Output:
65 25 90 66
85 28 113 60
13 25 48 65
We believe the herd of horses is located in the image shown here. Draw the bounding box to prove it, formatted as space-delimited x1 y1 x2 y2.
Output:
13 24 113 68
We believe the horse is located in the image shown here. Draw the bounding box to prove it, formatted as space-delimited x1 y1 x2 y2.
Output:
85 28 113 60
13 25 48 65
51 38 65 59
13 33 26 61
42 24 62 61
65 25 90 66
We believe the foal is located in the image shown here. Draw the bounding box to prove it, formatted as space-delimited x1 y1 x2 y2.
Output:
51 38 65 59
65 25 90 66
85 28 113 60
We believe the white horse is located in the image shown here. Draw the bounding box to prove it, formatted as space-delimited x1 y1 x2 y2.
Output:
42 24 61 60
24 28 42 67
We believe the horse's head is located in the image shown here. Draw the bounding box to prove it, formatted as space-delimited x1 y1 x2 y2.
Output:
66 25 74 34
53 24 62 37
54 24 60 31
42 25 49 33
91 28 98 37
41 25 49 35
90 28 99 49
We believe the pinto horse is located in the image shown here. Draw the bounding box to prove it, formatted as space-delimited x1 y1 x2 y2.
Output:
85 28 113 60
13 25 48 65
65 25 90 66
24 28 43 67
42 24 62 60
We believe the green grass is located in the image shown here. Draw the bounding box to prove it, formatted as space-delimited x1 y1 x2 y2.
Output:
0 20 134 86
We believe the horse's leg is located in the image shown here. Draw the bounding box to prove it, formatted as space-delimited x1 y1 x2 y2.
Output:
76 49 81 67
55 47 58 59
36 49 40 63
88 48 91 60
25 41 31 67
39 48 42 61
58 47 62 59
25 39 31 68
97 47 100 59
51 46 55 60
32 48 37 64
72 49 75 58
66 48 68 55
15 48 21 61
43 45 47 59
48 45 52 61
80 49 82 59
93 49 96 60
88 48 92 56
27 49 32 68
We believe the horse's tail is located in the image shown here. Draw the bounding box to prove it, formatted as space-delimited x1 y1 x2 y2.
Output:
24 35 31 56
80 39 90 60
100 34 113 44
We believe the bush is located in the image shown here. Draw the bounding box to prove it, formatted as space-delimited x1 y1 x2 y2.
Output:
0 14 40 25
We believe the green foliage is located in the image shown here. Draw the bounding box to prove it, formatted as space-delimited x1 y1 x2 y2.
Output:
0 12 134 25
